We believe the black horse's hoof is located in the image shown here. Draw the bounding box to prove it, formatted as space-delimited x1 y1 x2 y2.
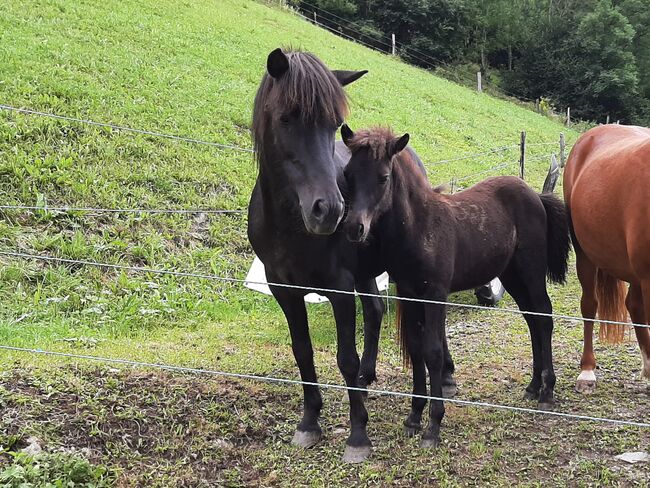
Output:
342 445 372 463
404 423 421 438
291 429 322 448
420 437 440 449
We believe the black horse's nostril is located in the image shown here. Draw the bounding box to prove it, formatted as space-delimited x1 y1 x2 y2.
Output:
356 223 364 239
312 199 328 220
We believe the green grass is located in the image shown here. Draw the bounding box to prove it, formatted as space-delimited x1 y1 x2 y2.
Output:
1 0 647 486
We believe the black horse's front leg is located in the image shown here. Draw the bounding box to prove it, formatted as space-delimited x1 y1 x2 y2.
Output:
356 278 385 390
271 286 323 448
329 292 372 463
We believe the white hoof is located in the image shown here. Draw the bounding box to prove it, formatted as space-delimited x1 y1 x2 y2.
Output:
576 370 597 394
342 445 371 463
291 430 322 448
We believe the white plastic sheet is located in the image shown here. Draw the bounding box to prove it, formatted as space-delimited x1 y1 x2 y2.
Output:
244 256 389 304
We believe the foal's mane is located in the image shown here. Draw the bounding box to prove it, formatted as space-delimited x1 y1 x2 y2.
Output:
252 49 349 162
346 126 396 161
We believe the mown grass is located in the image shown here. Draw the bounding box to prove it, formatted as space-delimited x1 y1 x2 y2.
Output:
1 0 647 486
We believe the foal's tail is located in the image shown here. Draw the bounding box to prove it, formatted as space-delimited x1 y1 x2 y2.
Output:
395 291 411 369
539 193 572 284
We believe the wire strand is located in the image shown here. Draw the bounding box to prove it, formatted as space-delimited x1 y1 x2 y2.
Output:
1 250 649 330
0 345 646 428
0 205 246 215
0 104 255 153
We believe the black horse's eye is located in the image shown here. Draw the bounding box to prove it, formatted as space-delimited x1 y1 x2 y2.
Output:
343 169 349 179
379 174 390 184
279 114 291 126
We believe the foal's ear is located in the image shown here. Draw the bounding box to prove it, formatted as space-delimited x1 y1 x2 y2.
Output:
332 70 368 87
341 124 355 146
267 48 290 79
390 133 410 157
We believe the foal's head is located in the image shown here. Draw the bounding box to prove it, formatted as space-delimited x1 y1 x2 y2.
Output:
341 125 409 242
252 48 367 235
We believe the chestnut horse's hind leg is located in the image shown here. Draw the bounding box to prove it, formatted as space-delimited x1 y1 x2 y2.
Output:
635 281 650 380
356 278 385 392
575 249 599 394
271 287 323 448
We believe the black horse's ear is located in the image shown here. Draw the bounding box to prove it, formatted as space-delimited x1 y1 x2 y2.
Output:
390 133 410 156
332 70 368 87
341 124 354 146
267 48 289 79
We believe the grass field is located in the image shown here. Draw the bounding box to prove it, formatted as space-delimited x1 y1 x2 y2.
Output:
1 0 648 486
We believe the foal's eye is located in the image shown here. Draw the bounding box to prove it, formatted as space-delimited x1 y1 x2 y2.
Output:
378 174 390 184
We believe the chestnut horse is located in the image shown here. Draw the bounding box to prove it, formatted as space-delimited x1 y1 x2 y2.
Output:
564 124 650 393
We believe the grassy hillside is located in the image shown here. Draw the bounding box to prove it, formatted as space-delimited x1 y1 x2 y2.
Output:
1 0 647 486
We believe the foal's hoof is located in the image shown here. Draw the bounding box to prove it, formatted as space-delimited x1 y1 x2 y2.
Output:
575 370 597 394
523 389 540 401
420 437 440 449
537 401 555 411
442 383 458 399
291 430 322 449
342 445 372 463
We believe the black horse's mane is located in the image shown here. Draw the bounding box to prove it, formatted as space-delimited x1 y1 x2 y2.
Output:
252 49 349 163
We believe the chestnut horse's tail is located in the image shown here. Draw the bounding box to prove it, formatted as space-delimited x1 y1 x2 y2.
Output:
595 269 628 344
539 193 571 284
394 291 411 368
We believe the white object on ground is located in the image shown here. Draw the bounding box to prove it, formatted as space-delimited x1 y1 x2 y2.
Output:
245 256 389 304
614 451 650 464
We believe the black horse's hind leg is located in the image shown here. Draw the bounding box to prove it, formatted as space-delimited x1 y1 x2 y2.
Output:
356 278 385 391
329 292 373 463
421 292 448 448
271 287 323 448
442 331 457 398
402 302 427 437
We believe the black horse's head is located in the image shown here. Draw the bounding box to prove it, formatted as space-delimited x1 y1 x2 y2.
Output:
341 125 409 242
252 48 367 235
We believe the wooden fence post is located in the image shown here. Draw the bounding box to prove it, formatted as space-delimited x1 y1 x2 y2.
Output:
313 11 316 23
519 131 526 180
477 72 482 92
559 132 566 168
606 114 610 124
535 98 540 113
566 107 571 126
391 34 396 55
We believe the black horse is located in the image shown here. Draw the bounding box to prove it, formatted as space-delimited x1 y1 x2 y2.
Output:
340 125 571 447
248 48 384 462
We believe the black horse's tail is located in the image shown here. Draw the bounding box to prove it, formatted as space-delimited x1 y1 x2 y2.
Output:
539 193 572 284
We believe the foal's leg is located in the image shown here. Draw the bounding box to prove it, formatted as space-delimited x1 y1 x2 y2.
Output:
271 287 323 448
499 268 543 400
356 278 385 390
635 281 650 380
328 292 373 463
421 292 448 448
401 302 427 437
575 249 599 393
442 331 458 398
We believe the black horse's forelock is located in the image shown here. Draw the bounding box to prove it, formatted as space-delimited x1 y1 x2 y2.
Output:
252 50 349 162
